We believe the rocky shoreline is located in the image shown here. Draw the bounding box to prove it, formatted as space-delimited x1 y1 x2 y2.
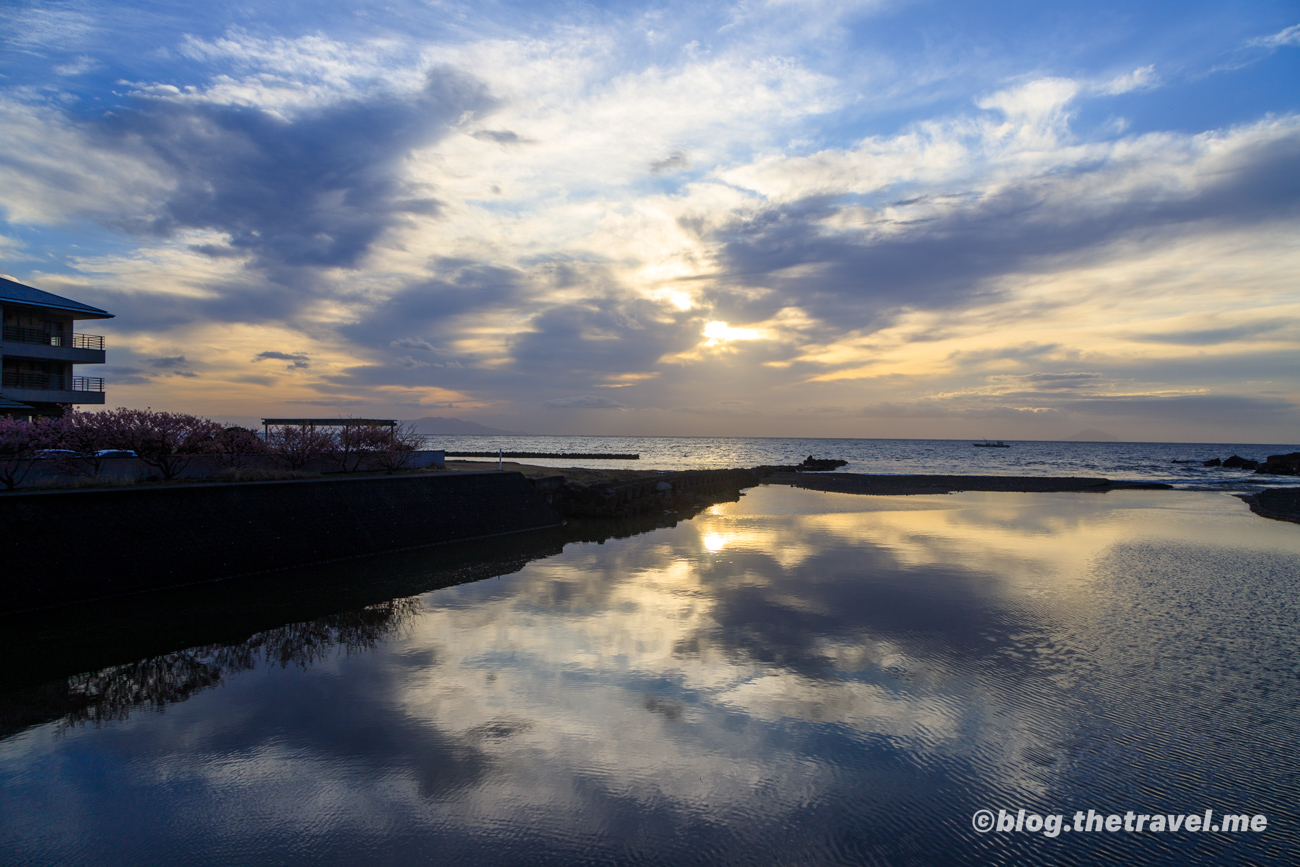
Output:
495 459 1298 525
453 459 1296 527
1240 489 1300 524
1202 451 1300 475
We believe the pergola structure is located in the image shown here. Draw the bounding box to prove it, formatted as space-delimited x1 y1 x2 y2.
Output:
261 418 397 439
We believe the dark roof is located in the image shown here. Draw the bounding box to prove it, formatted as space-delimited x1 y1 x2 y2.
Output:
0 397 36 410
0 276 113 319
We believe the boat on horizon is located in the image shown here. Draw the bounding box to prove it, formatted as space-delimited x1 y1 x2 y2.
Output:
973 440 1011 448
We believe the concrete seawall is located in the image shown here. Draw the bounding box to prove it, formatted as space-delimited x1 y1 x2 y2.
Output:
12 449 446 488
0 471 560 612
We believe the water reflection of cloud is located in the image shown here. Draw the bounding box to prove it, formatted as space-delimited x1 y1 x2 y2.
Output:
383 485 1088 827
702 487 1178 596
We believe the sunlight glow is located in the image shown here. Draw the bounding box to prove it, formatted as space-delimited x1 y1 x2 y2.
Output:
703 321 765 346
669 291 694 310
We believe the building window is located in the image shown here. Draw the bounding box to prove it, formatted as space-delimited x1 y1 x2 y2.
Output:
2 359 67 390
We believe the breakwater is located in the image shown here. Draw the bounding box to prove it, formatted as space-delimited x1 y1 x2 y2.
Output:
448 451 639 460
0 471 560 612
536 468 761 518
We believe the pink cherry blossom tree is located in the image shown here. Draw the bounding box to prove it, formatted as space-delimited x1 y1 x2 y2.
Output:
46 409 121 477
211 425 268 470
370 422 423 472
266 423 335 471
103 407 224 480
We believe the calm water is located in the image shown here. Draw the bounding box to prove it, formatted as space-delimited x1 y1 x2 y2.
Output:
423 435 1300 490
3 487 1300 864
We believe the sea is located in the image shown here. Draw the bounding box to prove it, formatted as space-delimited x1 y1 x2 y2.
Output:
420 435 1300 491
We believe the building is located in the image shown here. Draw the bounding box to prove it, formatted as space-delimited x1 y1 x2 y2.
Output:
0 276 112 418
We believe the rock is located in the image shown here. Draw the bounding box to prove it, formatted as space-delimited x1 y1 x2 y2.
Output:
1203 458 1221 467
1241 488 1300 523
1222 455 1259 470
798 456 848 472
1256 452 1300 476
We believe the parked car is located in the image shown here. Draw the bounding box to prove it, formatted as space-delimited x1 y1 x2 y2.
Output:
34 449 77 458
95 449 137 458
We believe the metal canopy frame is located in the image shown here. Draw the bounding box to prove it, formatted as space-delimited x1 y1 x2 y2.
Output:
261 418 398 439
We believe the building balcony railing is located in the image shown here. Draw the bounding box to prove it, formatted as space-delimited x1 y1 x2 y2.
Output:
72 376 105 392
1 372 105 392
1 325 105 350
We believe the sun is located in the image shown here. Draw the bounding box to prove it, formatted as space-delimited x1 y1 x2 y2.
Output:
703 321 765 346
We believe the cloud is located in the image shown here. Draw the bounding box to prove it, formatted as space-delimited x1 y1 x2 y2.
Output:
0 6 95 51
0 54 492 337
991 372 1105 391
101 365 153 386
505 297 697 383
704 115 1300 335
395 355 431 369
146 355 189 369
253 350 310 369
1068 394 1298 424
1096 65 1158 95
1248 23 1300 49
390 338 436 352
142 354 200 378
0 99 173 227
673 403 762 416
2 10 1298 439
471 129 532 144
0 51 494 340
98 69 486 269
1126 322 1294 346
650 151 690 175
53 55 100 76
542 395 627 409
976 77 1079 124
864 401 1062 420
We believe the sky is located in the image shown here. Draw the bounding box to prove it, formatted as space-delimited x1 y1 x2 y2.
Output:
1 0 1298 441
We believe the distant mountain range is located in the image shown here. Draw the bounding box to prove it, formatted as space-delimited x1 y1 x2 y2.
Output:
1063 428 1119 442
409 416 527 436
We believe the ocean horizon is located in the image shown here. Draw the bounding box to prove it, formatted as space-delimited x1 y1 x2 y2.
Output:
420 434 1300 491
